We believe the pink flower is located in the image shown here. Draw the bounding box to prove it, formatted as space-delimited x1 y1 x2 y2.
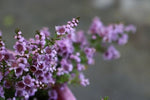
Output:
103 45 120 60
55 26 66 35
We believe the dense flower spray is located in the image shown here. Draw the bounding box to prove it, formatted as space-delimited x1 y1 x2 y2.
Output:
0 17 136 100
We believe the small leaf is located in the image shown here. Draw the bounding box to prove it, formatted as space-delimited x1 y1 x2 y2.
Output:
76 17 80 21
15 28 20 34
100 96 109 100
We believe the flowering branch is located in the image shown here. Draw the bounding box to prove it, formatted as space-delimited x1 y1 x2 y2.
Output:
0 17 136 100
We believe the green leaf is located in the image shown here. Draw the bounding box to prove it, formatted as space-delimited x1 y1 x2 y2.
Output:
24 50 29 54
0 97 5 100
4 88 15 99
35 30 40 35
100 96 109 100
30 89 49 100
28 54 33 65
76 17 80 21
15 28 20 34
56 74 70 84
104 96 109 100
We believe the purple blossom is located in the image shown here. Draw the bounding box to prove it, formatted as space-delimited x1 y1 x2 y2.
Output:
7 97 16 100
14 42 26 53
3 52 13 61
60 59 73 73
45 46 52 54
67 29 76 42
89 16 103 34
0 52 4 61
55 25 66 35
48 90 58 100
23 75 34 87
79 73 90 87
17 57 28 64
35 81 45 89
70 53 81 63
15 65 24 77
15 89 25 97
9 61 18 70
114 24 124 34
35 70 43 76
40 27 50 38
92 35 97 40
118 34 128 45
125 24 136 33
39 40 46 48
88 17 136 47
0 85 5 98
14 63 29 77
0 72 3 82
37 63 45 70
37 54 46 63
56 39 74 56
25 86 37 96
77 64 85 71
103 45 120 60
3 80 11 88
14 31 27 54
44 72 55 84
75 30 88 46
66 18 79 29
101 25 114 43
35 52 57 73
30 65 37 72
34 32 46 49
37 75 46 83
84 47 95 64
88 58 95 65
16 81 25 89
84 47 95 57
57 67 65 76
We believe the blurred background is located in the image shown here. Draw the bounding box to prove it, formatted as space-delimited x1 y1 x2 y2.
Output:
0 0 150 100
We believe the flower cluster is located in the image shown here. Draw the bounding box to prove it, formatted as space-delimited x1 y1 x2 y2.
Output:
88 17 136 60
0 17 136 100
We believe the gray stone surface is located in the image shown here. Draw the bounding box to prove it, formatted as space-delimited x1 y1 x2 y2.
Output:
0 0 150 100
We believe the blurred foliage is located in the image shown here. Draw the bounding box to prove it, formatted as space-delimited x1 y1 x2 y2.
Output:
100 96 109 100
3 15 14 27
